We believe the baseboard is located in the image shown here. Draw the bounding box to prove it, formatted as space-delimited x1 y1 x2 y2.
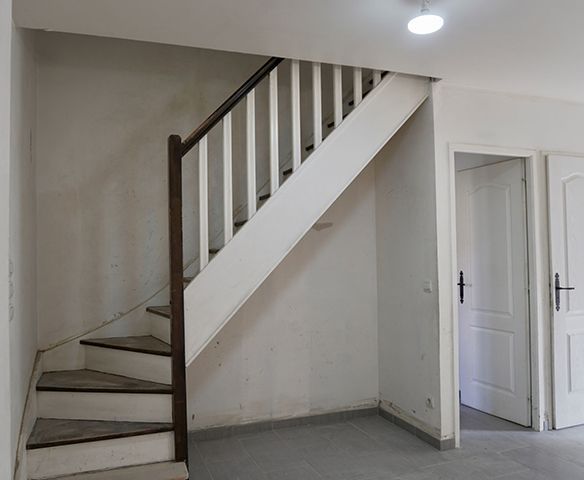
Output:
189 402 456 452
378 404 455 451
189 406 379 441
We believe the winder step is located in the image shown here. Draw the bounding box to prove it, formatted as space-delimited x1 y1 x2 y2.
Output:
37 369 171 394
27 419 173 450
80 336 171 357
147 305 171 319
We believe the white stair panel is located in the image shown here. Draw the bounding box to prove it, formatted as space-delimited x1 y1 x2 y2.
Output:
184 72 430 365
150 315 171 344
27 432 174 479
43 461 187 480
84 346 171 384
37 391 172 423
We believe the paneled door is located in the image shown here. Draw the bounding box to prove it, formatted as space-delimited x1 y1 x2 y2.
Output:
456 158 531 426
548 155 584 429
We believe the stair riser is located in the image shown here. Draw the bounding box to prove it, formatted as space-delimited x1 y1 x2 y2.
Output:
150 315 171 344
52 461 188 480
85 346 171 384
37 391 172 423
27 432 174 479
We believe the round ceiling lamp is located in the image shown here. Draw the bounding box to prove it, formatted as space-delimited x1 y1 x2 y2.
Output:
408 0 444 35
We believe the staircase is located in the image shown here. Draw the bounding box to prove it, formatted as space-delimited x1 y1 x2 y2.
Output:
25 57 429 479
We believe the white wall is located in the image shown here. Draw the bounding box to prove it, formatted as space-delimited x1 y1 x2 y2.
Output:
374 99 442 439
454 152 516 171
35 33 271 349
188 165 379 429
35 33 351 351
9 24 38 474
0 0 14 476
433 83 584 440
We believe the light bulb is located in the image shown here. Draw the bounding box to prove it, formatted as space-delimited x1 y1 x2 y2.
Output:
408 2 444 35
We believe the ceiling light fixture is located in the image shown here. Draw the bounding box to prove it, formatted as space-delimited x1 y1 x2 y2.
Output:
408 0 444 35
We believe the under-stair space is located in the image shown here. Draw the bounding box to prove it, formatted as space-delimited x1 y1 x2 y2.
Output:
26 53 429 479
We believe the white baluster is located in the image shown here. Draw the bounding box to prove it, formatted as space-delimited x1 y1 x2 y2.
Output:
291 59 301 172
246 90 256 218
269 68 279 196
333 64 343 127
222 113 233 244
372 70 382 87
199 136 209 271
353 67 362 107
312 62 322 150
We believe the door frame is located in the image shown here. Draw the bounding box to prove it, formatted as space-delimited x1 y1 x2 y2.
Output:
448 144 548 445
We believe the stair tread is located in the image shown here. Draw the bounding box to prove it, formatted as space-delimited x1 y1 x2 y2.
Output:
44 461 187 480
27 418 173 450
147 305 171 318
37 369 171 394
80 336 171 357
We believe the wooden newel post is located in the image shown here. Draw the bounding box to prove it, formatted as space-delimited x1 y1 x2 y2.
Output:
168 134 189 466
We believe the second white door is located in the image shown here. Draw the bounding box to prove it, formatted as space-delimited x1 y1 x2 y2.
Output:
548 154 584 429
456 158 531 426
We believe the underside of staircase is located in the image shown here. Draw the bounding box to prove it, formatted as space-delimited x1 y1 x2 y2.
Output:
26 56 429 479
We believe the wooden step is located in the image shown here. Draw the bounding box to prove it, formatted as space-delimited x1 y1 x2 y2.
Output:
43 462 187 480
259 193 270 201
80 336 171 357
37 370 171 394
234 219 247 228
27 419 173 450
147 305 170 319
282 168 292 177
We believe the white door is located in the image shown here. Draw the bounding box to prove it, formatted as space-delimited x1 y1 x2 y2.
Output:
548 154 584 429
456 158 531 426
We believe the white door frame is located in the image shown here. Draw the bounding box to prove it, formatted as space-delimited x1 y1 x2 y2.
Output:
448 143 549 445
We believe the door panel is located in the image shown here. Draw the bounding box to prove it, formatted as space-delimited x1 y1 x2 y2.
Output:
457 158 531 426
548 155 584 428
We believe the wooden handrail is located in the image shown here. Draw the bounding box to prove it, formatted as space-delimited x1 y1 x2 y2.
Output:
181 56 284 156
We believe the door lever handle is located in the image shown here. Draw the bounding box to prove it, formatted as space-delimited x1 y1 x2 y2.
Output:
457 271 466 304
555 273 576 312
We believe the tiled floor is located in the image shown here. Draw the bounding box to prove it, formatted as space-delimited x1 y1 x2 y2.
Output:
189 406 584 479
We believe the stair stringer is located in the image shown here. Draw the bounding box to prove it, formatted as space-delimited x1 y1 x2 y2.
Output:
184 72 430 366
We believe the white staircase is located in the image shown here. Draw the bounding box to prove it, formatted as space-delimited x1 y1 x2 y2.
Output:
181 70 430 365
25 57 429 479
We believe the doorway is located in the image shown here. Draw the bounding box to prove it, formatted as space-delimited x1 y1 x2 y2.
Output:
455 152 532 427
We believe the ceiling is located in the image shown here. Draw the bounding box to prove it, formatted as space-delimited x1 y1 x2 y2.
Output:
14 0 584 102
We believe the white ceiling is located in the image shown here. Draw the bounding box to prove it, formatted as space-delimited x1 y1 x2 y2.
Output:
14 0 584 102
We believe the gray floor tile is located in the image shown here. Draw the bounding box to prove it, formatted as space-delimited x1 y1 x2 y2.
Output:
196 437 251 464
191 406 584 479
502 446 584 480
264 461 323 479
205 456 267 480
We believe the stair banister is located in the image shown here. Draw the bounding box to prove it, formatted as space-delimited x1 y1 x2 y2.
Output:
181 57 284 155
167 56 283 467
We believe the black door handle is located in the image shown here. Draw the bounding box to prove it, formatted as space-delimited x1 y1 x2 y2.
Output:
555 273 575 312
457 271 466 304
